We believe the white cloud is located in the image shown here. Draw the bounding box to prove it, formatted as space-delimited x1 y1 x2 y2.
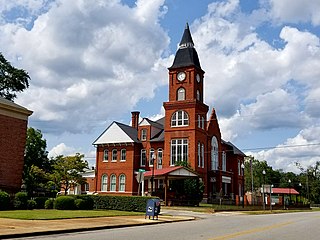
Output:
268 0 320 26
48 143 76 158
248 125 320 173
0 0 170 134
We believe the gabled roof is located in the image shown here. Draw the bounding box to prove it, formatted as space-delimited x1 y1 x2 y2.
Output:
222 140 246 156
139 118 163 129
150 129 164 142
93 121 139 145
144 166 198 178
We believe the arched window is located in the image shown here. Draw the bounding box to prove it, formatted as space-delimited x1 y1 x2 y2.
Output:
149 149 154 166
112 149 117 161
171 110 189 127
196 90 200 101
211 136 219 170
110 174 116 192
120 149 126 161
177 88 186 101
198 142 201 167
101 174 108 192
157 148 163 169
119 174 126 192
103 149 108 162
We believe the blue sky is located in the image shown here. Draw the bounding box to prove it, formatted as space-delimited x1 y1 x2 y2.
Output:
1 0 320 173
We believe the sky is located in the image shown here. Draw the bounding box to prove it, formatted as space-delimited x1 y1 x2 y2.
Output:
1 0 320 173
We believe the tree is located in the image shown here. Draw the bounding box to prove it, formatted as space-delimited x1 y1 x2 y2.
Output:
50 153 88 195
23 128 49 197
0 52 30 101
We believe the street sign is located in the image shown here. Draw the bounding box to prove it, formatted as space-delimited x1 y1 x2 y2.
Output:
136 171 144 183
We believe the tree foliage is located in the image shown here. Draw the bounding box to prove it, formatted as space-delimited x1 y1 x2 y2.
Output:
23 128 49 196
50 153 88 195
0 52 30 101
244 156 320 204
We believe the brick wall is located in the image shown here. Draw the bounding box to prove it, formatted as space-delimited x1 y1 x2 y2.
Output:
0 114 28 193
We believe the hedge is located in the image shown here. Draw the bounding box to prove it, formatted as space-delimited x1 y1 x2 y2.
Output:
91 195 155 212
54 196 76 210
0 191 10 210
13 192 28 209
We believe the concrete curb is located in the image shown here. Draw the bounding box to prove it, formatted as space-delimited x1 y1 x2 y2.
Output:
0 216 195 239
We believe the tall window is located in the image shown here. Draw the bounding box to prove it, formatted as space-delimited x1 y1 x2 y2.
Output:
201 143 205 168
202 117 205 129
196 90 200 101
103 149 108 162
141 129 147 141
112 149 117 161
171 110 189 127
170 139 188 166
141 149 146 166
101 174 108 192
198 142 201 167
198 115 201 128
238 160 241 176
120 149 126 161
149 148 154 166
177 88 186 101
211 136 219 170
84 183 89 192
110 174 116 192
157 148 163 169
119 174 126 192
222 151 226 171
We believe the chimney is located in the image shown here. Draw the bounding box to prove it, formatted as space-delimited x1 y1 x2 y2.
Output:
131 111 140 130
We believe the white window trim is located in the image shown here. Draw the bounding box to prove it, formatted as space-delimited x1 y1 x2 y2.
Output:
101 174 108 192
140 149 146 167
112 149 117 162
171 110 189 127
170 139 188 166
103 149 108 162
119 174 126 192
110 174 116 192
120 149 126 162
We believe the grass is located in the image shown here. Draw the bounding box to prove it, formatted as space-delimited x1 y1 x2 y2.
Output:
0 209 143 220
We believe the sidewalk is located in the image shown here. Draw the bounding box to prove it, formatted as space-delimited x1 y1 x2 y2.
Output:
0 214 195 239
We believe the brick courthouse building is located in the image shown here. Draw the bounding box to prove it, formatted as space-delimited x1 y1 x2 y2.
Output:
93 24 245 203
0 97 32 193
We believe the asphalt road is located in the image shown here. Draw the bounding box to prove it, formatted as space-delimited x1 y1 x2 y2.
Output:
8 211 320 240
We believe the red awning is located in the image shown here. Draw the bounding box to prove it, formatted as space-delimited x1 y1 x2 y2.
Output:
272 188 299 195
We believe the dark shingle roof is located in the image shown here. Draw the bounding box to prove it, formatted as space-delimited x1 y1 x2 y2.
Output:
116 122 140 143
222 140 246 156
169 23 201 69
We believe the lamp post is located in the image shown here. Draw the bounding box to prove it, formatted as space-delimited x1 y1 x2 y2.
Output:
150 154 156 195
288 179 291 206
262 170 266 210
241 163 245 208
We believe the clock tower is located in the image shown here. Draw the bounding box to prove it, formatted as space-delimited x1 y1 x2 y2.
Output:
163 23 209 177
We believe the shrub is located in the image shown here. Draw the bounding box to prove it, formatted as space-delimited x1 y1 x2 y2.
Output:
13 192 28 209
27 199 37 209
74 195 94 210
75 199 86 210
44 199 54 209
34 197 49 209
54 196 75 210
92 195 155 212
0 191 10 210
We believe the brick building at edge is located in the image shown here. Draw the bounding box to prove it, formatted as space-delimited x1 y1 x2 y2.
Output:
92 24 246 203
0 98 32 193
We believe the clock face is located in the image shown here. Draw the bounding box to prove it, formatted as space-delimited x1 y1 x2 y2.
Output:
177 72 186 81
196 73 201 83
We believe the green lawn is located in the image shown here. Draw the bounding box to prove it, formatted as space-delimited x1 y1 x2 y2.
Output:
0 209 143 220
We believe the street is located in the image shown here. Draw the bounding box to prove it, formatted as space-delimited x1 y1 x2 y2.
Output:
8 211 320 240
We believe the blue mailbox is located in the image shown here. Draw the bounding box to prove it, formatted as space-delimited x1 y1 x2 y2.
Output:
145 199 161 220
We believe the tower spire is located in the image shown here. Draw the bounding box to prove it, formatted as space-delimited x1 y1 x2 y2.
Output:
179 22 194 49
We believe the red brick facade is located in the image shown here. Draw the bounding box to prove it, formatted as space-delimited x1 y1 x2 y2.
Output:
93 25 245 202
0 98 32 193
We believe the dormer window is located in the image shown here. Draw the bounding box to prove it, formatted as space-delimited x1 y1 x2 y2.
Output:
141 129 147 141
